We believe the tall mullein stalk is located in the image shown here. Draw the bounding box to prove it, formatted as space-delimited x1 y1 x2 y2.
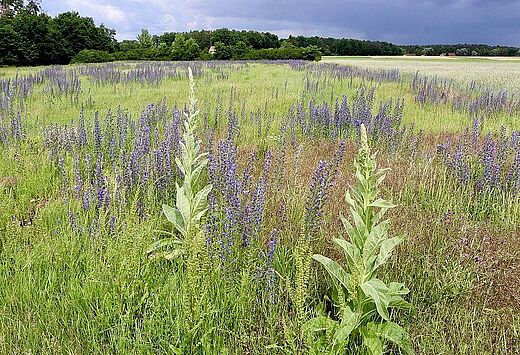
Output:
304 124 413 355
147 67 212 324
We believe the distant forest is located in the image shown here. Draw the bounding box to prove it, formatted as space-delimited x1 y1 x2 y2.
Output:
1 0 519 66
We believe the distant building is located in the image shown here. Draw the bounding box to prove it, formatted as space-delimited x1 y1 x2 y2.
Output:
440 53 447 56
448 53 456 56
209 46 216 55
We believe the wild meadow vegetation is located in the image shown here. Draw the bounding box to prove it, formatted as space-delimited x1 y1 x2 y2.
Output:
0 59 519 354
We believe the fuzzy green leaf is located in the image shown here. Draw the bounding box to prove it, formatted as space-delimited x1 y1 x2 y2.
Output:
344 190 357 209
174 156 186 177
361 279 390 321
373 236 404 272
361 327 383 355
162 204 187 237
333 238 360 274
313 254 351 291
367 321 414 355
175 184 191 226
370 198 397 209
146 237 182 255
387 282 413 312
363 221 388 262
332 306 359 346
193 184 212 215
350 207 367 245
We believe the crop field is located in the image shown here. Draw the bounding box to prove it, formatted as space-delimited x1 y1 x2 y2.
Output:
0 59 519 354
324 56 520 94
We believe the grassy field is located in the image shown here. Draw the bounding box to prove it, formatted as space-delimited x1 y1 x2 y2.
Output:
0 59 519 354
324 56 520 94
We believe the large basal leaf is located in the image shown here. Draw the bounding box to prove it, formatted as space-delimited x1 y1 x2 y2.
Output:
360 326 384 355
312 254 351 291
367 321 414 355
361 279 390 321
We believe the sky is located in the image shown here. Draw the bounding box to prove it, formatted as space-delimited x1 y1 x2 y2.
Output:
41 0 520 46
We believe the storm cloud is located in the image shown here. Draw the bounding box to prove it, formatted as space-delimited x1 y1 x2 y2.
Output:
42 0 520 45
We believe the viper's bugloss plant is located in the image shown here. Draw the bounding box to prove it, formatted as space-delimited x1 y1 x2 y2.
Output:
305 124 413 355
290 143 346 326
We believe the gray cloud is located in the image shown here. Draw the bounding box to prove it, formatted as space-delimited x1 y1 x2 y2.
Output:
41 0 520 45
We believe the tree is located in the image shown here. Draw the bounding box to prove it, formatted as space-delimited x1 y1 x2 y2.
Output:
119 40 139 52
49 12 116 63
171 34 200 60
456 47 469 56
231 40 249 59
302 45 322 61
25 0 39 14
171 34 187 60
214 41 232 60
281 40 296 49
137 29 153 48
184 38 200 60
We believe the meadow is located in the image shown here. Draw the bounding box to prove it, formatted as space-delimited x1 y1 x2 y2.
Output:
0 58 519 354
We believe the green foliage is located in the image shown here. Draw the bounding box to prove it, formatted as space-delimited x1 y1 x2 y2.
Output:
147 67 210 261
171 35 200 61
71 49 112 63
402 43 520 56
302 45 322 61
305 125 413 355
214 41 233 60
285 35 404 56
145 68 212 331
0 9 116 65
137 29 153 49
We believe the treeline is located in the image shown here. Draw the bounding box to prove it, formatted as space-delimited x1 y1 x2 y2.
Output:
2 1 520 66
0 2 116 65
102 28 322 62
282 35 403 56
402 44 520 57
105 29 402 62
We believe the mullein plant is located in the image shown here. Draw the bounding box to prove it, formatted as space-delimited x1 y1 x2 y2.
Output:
147 67 212 324
304 125 413 355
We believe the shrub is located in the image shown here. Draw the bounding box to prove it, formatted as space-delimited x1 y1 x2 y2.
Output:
71 49 113 64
